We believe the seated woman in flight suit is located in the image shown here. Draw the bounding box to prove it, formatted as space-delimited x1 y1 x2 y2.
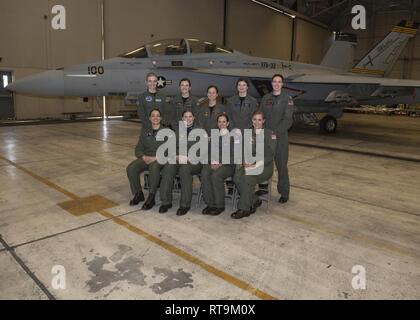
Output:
200 113 236 216
126 109 167 210
159 110 205 215
231 110 277 219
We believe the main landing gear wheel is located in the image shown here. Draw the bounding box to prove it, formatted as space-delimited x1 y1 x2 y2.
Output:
319 115 337 133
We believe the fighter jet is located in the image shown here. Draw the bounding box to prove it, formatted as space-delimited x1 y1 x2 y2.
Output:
6 20 420 133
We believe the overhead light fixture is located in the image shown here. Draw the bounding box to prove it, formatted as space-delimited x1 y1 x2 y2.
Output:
250 0 296 19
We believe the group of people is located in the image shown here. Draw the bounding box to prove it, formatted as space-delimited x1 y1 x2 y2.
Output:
126 72 295 219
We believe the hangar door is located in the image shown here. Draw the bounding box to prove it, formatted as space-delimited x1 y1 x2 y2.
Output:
0 71 14 119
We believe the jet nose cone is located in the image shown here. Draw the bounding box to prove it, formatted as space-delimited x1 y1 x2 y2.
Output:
6 70 64 96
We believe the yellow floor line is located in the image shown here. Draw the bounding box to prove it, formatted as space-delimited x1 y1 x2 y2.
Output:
0 154 277 300
98 209 276 300
0 155 79 200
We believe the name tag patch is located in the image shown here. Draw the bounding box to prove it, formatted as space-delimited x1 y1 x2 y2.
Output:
265 99 273 106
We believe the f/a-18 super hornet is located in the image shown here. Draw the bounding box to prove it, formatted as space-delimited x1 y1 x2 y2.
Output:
6 20 419 133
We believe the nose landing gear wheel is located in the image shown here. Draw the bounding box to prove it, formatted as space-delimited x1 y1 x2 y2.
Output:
319 115 337 133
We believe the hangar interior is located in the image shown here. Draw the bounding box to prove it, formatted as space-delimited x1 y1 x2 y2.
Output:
2 0 420 120
0 0 419 300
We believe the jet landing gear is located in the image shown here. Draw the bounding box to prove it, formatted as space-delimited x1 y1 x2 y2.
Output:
319 115 337 133
294 113 338 133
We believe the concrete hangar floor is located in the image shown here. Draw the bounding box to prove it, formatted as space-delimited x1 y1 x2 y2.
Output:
0 113 419 300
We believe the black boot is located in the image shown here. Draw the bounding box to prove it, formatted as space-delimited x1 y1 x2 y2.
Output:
142 193 155 210
159 204 172 214
208 207 224 216
202 206 213 215
129 190 145 206
230 209 251 219
176 207 190 216
279 196 289 203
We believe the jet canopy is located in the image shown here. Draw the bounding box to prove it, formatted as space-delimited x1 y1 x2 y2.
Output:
119 38 234 58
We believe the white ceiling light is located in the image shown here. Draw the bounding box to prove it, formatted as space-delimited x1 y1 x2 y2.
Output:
3 75 8 88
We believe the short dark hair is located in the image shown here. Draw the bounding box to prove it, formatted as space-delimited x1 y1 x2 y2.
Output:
271 74 284 82
179 78 191 86
149 108 161 117
207 85 219 94
217 112 229 123
236 77 249 87
182 109 194 118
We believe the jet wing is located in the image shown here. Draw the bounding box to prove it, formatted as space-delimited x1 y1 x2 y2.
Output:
184 67 420 88
290 74 420 88
180 68 281 79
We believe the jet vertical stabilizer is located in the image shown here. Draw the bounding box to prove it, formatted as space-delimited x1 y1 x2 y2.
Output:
351 20 419 77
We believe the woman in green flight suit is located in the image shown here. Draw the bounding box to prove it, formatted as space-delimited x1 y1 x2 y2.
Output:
159 110 205 215
231 110 277 219
126 109 167 210
200 113 237 216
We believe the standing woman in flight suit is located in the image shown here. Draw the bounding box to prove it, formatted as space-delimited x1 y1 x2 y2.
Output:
231 111 277 219
200 113 236 216
137 72 170 127
168 78 199 129
259 74 295 203
159 110 205 215
195 85 226 135
226 78 259 131
126 109 167 210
